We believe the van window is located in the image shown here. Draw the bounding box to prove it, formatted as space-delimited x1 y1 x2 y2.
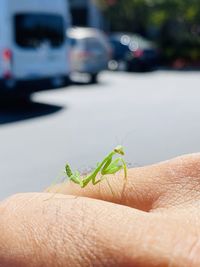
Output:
14 14 65 48
69 38 78 47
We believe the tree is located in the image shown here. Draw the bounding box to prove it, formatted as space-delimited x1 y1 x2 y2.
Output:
95 0 200 62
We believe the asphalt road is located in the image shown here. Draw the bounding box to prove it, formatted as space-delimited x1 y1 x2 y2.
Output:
0 70 200 200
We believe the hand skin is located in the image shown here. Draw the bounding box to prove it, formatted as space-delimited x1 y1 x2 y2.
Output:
1 155 200 266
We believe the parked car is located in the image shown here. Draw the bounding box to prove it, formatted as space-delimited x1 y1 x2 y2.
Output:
67 27 111 83
0 0 71 101
109 33 159 71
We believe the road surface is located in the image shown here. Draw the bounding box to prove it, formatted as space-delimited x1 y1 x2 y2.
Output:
0 70 200 199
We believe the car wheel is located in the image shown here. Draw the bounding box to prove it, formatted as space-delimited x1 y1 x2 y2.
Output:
90 73 98 84
51 76 65 88
127 63 133 72
0 93 31 107
64 76 71 86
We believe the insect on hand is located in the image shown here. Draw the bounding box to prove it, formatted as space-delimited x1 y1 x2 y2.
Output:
65 145 127 188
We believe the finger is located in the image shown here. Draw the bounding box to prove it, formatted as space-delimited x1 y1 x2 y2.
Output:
47 153 200 211
0 193 196 267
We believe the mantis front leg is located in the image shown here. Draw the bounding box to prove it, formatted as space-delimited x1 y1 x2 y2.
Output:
92 157 127 186
91 156 113 185
101 158 127 179
81 151 115 188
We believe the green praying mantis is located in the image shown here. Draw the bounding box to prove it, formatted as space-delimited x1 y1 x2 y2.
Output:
65 145 127 188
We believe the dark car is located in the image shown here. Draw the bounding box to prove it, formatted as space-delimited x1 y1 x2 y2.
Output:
109 33 159 71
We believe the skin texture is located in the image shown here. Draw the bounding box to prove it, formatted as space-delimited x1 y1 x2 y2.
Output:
1 154 200 266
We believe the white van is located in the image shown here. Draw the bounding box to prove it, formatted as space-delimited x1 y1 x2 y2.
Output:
0 0 71 98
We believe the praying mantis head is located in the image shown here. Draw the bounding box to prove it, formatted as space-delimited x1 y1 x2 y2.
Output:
114 145 125 155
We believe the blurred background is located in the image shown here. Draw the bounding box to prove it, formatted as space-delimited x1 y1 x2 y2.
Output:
0 0 200 199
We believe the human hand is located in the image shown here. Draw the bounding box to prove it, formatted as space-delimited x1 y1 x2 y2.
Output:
1 154 200 266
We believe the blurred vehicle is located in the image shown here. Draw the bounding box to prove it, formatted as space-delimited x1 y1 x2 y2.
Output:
67 27 111 83
0 0 71 100
109 33 159 72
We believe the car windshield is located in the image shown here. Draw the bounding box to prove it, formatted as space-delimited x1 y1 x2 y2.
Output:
84 37 106 53
14 13 65 48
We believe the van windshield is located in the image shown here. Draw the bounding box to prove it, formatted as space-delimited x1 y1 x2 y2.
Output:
14 14 65 48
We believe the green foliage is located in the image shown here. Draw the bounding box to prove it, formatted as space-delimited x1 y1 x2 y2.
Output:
96 0 200 62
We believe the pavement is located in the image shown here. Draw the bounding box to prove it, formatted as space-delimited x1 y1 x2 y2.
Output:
0 70 200 200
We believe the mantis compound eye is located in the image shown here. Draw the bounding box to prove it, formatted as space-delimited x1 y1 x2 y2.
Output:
114 145 125 155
